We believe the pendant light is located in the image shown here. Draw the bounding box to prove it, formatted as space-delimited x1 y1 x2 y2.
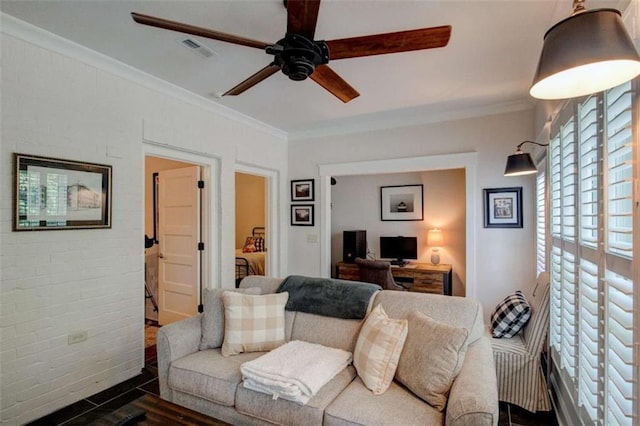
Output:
530 0 640 100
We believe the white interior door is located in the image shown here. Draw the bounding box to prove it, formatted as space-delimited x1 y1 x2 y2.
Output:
158 165 200 325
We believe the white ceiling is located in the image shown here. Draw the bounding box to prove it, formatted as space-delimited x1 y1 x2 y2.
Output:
1 0 631 136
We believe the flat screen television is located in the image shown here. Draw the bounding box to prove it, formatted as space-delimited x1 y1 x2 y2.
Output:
379 236 418 266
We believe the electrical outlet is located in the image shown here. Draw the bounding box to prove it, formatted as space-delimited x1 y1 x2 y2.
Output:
68 330 88 345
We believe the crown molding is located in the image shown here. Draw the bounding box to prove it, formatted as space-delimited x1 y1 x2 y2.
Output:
0 12 287 140
288 98 535 141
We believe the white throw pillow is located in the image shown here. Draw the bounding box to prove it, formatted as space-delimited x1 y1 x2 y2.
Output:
353 304 408 395
221 291 288 356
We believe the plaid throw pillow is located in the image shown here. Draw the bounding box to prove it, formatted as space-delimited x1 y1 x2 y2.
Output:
254 236 265 252
353 304 408 395
490 290 531 338
221 291 288 356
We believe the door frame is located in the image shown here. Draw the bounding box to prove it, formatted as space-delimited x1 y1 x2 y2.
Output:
318 152 478 300
143 142 220 293
235 163 280 277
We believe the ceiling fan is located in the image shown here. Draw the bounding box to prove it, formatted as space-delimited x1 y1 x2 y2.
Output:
131 0 451 103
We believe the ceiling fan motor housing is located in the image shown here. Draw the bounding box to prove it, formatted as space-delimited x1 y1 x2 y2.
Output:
270 34 329 81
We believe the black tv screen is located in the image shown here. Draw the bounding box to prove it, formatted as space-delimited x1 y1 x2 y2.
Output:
379 236 417 265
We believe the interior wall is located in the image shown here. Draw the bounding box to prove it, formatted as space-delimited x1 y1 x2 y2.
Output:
144 156 192 239
235 173 266 248
289 108 537 321
330 168 466 296
0 21 288 426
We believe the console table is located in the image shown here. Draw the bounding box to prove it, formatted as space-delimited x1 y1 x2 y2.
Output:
335 261 452 296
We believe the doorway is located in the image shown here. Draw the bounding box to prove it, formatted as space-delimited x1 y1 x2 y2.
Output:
235 172 268 284
319 152 479 299
145 155 207 326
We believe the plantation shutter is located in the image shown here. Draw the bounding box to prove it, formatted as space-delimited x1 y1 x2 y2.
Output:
536 165 546 275
576 94 601 423
603 82 634 425
547 80 637 425
549 134 562 353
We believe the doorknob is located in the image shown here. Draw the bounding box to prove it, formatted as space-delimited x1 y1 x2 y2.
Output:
159 253 164 259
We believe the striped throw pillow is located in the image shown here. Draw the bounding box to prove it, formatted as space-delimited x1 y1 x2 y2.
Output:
221 291 288 356
490 290 531 338
353 304 408 395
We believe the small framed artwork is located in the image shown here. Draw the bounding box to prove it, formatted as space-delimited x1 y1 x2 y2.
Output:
380 184 424 221
484 187 523 228
291 204 314 226
13 153 112 231
291 179 314 202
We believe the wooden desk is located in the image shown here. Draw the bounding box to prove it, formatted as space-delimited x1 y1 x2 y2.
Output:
335 261 452 296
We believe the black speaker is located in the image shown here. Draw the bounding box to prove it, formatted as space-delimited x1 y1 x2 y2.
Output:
343 230 366 263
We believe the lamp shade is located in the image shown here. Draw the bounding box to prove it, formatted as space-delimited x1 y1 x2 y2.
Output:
504 152 537 176
530 8 640 100
427 229 443 247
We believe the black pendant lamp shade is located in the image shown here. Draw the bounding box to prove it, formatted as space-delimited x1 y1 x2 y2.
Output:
530 6 640 100
504 141 549 176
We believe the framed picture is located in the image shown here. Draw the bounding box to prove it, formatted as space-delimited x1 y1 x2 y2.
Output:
484 187 523 228
291 179 314 202
291 204 314 226
13 153 112 231
380 184 424 221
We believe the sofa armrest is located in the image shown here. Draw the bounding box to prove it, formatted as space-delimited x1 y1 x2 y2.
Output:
156 315 202 401
446 336 499 426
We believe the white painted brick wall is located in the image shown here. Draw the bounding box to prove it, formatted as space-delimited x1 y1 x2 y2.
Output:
1 18 287 425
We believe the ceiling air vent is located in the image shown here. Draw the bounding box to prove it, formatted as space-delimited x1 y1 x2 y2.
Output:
177 37 215 58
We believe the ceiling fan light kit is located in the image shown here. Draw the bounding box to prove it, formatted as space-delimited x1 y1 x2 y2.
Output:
131 0 450 103
530 0 640 100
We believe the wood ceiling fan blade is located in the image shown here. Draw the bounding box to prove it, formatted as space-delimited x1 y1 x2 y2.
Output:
286 0 321 40
131 12 269 50
325 25 451 60
223 63 281 96
310 65 360 103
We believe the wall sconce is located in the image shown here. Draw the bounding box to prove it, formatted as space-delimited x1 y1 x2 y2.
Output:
530 0 640 100
504 141 549 176
427 229 443 265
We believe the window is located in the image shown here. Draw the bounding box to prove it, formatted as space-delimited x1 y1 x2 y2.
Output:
547 81 637 425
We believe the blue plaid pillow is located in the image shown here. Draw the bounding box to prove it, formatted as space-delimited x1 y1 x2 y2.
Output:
490 291 531 338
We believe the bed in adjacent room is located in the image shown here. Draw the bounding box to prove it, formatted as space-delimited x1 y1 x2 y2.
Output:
236 227 266 286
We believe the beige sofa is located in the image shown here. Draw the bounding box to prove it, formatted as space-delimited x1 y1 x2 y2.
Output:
156 276 499 425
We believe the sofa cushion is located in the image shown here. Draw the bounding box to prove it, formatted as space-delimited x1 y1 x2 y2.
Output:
324 377 444 426
353 304 408 395
290 311 363 353
235 365 356 425
490 290 531 338
221 291 288 356
199 287 262 351
396 311 469 411
168 349 265 406
373 290 484 345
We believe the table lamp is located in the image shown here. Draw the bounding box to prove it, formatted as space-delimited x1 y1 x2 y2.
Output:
427 229 443 265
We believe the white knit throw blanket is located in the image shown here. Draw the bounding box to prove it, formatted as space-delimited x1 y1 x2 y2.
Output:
241 340 352 405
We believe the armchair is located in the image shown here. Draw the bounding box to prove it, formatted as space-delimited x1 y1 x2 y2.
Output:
491 272 551 412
